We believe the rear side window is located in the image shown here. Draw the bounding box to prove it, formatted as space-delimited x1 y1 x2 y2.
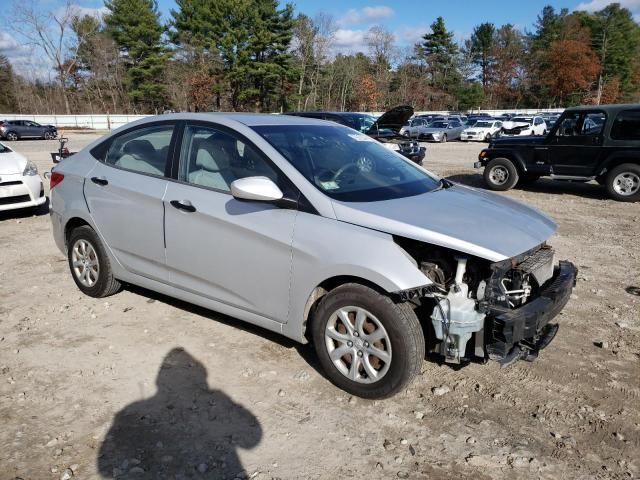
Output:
104 124 174 177
611 110 640 140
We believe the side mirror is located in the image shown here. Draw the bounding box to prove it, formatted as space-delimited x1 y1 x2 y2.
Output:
230 176 283 202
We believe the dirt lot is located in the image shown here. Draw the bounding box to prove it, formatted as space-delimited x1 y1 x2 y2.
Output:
1 134 639 480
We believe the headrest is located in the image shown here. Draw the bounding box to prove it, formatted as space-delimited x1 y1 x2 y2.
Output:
123 139 155 159
194 139 230 171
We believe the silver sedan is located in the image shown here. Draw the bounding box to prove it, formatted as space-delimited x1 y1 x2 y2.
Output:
49 113 576 398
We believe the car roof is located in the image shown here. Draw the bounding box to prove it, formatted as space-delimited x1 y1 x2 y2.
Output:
564 103 640 114
142 112 339 127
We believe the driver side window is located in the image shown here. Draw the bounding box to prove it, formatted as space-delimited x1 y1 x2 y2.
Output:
179 124 280 193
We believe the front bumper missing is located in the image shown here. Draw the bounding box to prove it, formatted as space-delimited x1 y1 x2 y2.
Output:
485 260 578 361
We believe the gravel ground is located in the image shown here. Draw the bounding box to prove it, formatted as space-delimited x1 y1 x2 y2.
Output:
1 134 639 480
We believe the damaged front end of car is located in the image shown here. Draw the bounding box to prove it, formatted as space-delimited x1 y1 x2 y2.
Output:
393 238 577 366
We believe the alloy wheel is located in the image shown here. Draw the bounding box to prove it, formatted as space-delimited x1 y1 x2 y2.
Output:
489 165 509 185
324 306 392 384
71 239 100 287
6 132 17 141
612 172 640 196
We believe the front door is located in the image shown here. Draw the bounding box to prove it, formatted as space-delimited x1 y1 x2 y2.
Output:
84 122 176 281
164 123 297 323
547 111 606 176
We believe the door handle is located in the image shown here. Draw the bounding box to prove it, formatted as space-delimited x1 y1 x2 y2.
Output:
170 199 196 213
91 176 108 186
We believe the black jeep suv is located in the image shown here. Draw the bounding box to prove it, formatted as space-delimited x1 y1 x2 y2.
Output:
475 104 640 202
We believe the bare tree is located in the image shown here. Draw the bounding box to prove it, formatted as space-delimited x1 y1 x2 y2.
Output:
10 0 97 114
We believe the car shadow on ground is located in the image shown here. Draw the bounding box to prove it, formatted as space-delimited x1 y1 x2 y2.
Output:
445 173 611 200
97 347 262 479
0 198 49 222
124 284 324 377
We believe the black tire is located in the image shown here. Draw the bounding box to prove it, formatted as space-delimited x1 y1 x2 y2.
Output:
483 157 519 191
605 163 640 202
67 225 121 297
484 133 492 142
4 131 18 141
311 283 425 399
44 131 56 140
440 133 447 143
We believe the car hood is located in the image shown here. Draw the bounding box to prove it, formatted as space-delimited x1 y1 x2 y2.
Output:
502 121 532 129
464 126 489 133
331 183 557 262
367 106 414 134
0 151 27 174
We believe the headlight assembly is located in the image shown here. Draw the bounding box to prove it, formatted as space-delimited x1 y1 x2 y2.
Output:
23 160 39 176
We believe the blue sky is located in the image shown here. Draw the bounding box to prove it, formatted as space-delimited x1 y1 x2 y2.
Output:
1 0 639 79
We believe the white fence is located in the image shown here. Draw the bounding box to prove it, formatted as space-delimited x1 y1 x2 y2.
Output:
0 114 149 130
1 108 566 131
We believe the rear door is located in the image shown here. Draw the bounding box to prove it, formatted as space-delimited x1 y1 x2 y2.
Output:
84 122 177 281
547 111 606 176
163 122 297 322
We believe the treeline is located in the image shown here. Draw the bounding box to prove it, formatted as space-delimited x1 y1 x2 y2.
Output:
1 1 639 115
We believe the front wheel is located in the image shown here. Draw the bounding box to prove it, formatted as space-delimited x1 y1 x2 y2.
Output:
44 131 56 140
484 133 492 142
67 226 122 297
483 158 519 191
440 134 447 143
606 163 640 202
311 283 425 399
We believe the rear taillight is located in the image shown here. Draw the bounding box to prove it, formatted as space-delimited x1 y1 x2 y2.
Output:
50 172 64 189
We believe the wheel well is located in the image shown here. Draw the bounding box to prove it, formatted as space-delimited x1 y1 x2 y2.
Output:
64 217 90 246
490 155 524 173
301 276 388 340
600 159 640 176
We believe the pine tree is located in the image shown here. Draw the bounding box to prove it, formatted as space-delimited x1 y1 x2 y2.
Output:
420 17 460 94
468 22 495 89
104 0 167 111
0 55 18 112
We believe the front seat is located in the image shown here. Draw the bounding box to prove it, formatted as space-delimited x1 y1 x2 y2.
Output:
188 139 233 191
116 140 163 175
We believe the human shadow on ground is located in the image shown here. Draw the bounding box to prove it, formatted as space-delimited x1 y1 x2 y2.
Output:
97 347 262 479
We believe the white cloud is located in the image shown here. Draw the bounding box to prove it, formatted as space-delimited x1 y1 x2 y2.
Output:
0 31 55 81
396 25 428 45
574 0 640 12
338 6 394 26
333 28 368 53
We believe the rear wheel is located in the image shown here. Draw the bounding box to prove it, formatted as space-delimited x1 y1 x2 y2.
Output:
483 157 519 191
606 163 640 202
67 226 121 297
5 131 18 141
311 283 425 399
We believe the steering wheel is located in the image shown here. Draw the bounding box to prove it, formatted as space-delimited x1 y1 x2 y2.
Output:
331 163 361 183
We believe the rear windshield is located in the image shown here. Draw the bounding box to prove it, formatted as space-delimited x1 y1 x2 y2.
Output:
252 124 440 202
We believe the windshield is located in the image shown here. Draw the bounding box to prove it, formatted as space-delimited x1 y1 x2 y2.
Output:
343 114 376 133
512 117 532 124
430 121 448 128
252 124 440 202
474 121 493 128
0 143 11 153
